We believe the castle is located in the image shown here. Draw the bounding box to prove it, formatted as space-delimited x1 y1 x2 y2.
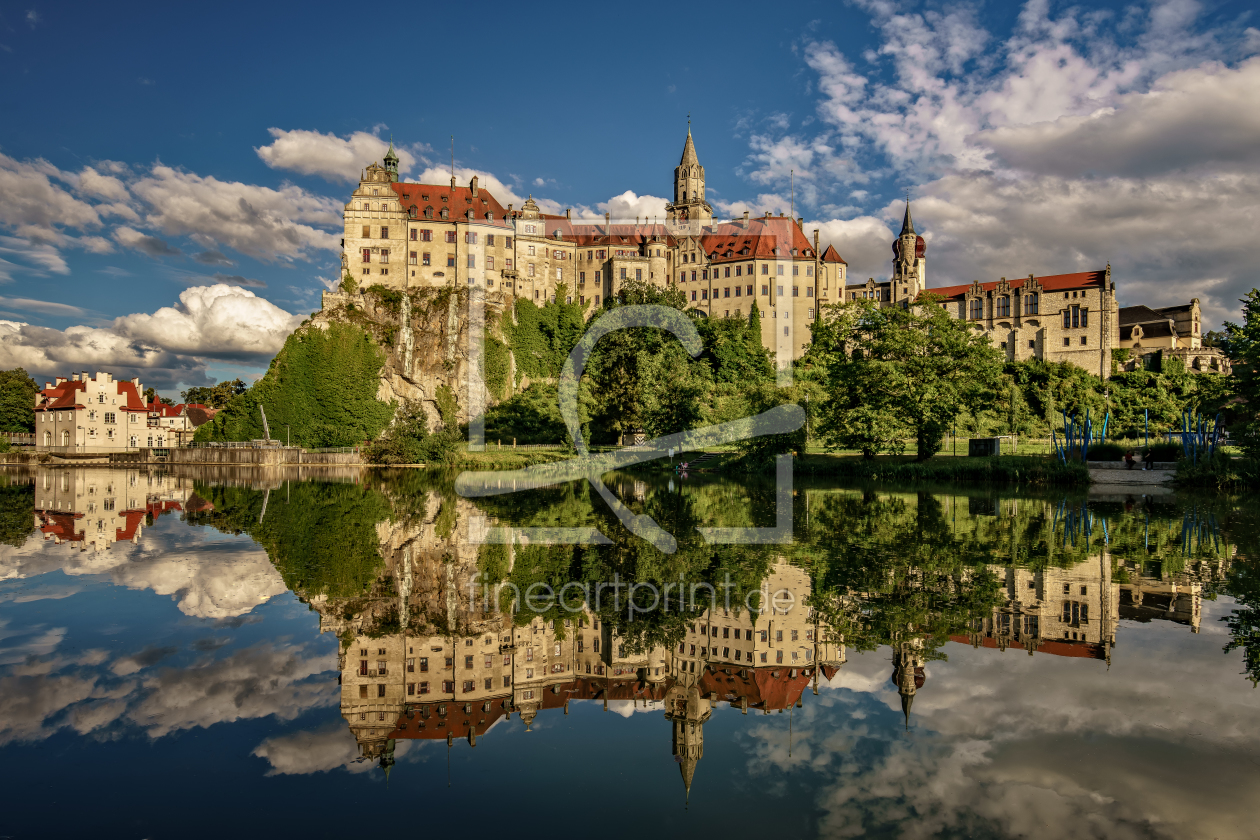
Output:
337 130 1226 376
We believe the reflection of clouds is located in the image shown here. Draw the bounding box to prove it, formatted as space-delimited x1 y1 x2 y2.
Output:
0 620 67 665
125 644 336 737
254 722 376 776
607 699 663 718
734 610 1260 840
0 636 336 746
0 527 286 619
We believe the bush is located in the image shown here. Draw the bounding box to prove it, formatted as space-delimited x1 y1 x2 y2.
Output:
1085 442 1126 461
1144 442 1182 462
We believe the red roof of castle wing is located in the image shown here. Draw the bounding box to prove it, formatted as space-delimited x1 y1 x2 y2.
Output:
926 269 1107 302
552 220 675 248
821 244 847 264
388 697 512 742
390 182 512 226
37 511 83 540
699 218 817 264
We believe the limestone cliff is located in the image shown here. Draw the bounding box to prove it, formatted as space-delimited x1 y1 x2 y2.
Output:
314 285 511 428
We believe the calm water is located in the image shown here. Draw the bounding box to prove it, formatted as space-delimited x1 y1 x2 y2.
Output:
1 464 1257 839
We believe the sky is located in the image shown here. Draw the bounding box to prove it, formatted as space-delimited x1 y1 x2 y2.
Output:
0 0 1257 397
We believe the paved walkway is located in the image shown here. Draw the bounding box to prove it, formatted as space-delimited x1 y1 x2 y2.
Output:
1089 467 1175 486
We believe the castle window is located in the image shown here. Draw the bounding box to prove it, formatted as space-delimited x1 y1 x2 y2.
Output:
1080 307 1088 328
792 265 799 276
968 298 983 320
1080 336 1088 345
422 253 430 265
380 227 389 238
447 255 455 267
997 296 1010 317
1063 337 1070 346
465 232 477 244
424 207 433 219
440 208 449 220
777 285 784 296
1026 293 1038 315
635 269 642 281
487 256 494 270
792 286 799 297
409 251 417 265
445 231 456 244
380 249 389 263
735 286 741 297
361 248 370 263
409 229 417 241
762 285 768 296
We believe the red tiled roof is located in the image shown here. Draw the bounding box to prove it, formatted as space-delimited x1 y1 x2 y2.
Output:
926 270 1107 302
35 377 148 413
699 218 817 264
390 182 512 226
821 244 847 264
37 512 83 541
699 665 814 710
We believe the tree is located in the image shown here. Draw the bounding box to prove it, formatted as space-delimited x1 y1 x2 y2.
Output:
639 343 712 439
0 368 37 433
810 296 1004 460
142 387 174 406
1225 289 1260 459
181 378 248 408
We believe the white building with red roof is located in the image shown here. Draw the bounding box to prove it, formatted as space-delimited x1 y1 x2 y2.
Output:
34 372 202 452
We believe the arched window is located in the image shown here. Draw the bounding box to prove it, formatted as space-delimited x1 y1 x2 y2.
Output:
996 296 1010 318
968 298 983 320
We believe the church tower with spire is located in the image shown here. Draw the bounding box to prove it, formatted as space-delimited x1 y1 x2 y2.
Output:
664 682 712 802
891 199 926 305
666 123 713 230
383 138 399 182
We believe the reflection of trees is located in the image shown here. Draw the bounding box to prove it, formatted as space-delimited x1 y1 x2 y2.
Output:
473 471 775 656
187 480 391 599
796 490 1005 659
0 474 34 548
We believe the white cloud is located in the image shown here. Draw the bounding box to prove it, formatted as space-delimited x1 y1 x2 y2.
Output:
255 128 426 183
128 165 340 262
596 191 670 222
113 284 301 360
718 1 1260 326
0 284 301 387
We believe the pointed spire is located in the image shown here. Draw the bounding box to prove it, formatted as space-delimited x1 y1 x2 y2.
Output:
680 123 699 167
900 196 916 236
901 692 914 729
384 135 398 164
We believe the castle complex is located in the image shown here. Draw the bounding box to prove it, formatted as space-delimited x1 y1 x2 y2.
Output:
338 130 1227 376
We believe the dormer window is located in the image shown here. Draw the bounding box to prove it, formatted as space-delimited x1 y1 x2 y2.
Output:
441 195 448 203
440 208 449 220
421 194 429 201
424 206 433 219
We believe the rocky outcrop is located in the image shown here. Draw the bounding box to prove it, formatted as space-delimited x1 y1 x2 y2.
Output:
316 285 510 427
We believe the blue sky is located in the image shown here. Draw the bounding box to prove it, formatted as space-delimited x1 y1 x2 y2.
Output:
1 0 1257 396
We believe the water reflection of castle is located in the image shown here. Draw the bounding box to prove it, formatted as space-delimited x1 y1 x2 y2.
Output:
30 467 204 552
298 490 1230 790
318 552 844 792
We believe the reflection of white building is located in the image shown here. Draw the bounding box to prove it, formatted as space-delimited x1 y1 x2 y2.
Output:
34 467 198 552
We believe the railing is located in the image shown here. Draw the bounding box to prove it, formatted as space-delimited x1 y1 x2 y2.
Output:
303 446 363 454
2 433 34 446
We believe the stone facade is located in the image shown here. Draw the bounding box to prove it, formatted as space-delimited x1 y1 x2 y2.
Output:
335 131 840 360
1118 299 1231 373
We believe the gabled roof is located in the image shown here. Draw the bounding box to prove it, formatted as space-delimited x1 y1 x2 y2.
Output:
950 634 1106 660
926 270 1107 302
699 218 817 264
1156 303 1195 316
1118 305 1167 326
390 182 512 226
821 244 847 264
36 378 148 412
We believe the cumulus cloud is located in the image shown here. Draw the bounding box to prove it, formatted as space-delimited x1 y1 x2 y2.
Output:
0 284 301 387
255 128 425 182
113 284 300 360
596 190 670 222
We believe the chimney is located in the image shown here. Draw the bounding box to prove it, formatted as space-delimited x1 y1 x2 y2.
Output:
450 174 457 191
742 210 749 227
508 203 514 214
55 377 65 386
604 212 610 231
470 175 478 197
813 229 820 251
798 217 804 229
566 208 572 220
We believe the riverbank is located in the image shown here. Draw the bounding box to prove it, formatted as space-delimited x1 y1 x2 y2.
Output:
794 453 1089 485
